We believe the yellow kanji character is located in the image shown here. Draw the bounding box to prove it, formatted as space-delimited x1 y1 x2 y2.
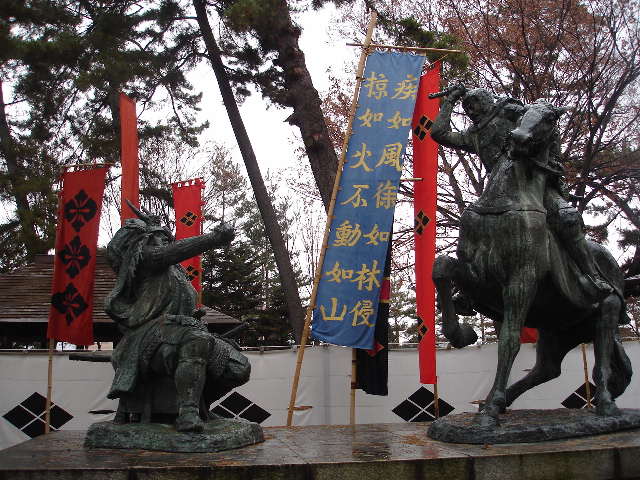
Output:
357 108 384 127
325 261 343 283
320 297 347 321
349 143 373 172
375 142 404 172
363 224 390 246
363 72 388 100
340 184 369 208
324 262 353 283
392 74 419 100
333 220 362 247
374 180 398 209
352 260 381 291
350 300 376 327
387 111 412 129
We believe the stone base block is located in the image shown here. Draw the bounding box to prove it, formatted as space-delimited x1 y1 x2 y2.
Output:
2 422 639 480
428 408 640 444
85 418 264 452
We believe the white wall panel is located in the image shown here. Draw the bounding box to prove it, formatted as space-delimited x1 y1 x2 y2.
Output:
1 341 638 450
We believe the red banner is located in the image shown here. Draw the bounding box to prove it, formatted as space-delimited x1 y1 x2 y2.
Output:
48 167 107 345
120 93 139 224
172 178 205 292
412 63 441 384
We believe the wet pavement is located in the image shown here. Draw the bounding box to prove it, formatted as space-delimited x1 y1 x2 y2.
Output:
1 422 639 479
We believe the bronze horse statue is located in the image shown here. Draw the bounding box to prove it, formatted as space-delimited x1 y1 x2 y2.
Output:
432 100 632 426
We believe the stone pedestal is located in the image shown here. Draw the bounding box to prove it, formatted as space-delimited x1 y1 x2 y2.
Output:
85 418 264 452
1 422 639 480
428 408 640 444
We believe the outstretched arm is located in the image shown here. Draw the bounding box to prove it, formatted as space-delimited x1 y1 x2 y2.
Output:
142 223 234 271
430 87 476 154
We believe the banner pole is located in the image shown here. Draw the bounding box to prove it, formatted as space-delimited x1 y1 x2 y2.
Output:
581 343 592 408
46 175 63 435
286 11 378 427
45 337 54 434
350 348 357 425
346 43 463 54
198 181 204 306
434 379 440 418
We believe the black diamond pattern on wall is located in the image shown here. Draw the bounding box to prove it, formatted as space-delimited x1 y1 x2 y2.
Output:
562 382 597 409
210 391 271 424
392 386 454 422
2 392 73 438
414 210 430 235
180 211 198 227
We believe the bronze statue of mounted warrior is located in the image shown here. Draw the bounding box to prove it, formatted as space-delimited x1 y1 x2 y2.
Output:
427 85 632 428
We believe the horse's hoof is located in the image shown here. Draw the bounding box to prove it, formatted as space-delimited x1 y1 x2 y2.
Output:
596 401 621 417
449 324 479 348
453 293 476 316
475 412 499 427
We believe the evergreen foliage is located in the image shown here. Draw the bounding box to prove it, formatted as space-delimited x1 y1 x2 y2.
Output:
0 0 206 269
201 161 300 346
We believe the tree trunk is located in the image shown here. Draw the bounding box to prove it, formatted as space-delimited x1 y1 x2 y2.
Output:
261 0 339 210
193 0 305 343
0 80 47 257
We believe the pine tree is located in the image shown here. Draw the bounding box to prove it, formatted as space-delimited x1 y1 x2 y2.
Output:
200 159 300 346
0 0 206 269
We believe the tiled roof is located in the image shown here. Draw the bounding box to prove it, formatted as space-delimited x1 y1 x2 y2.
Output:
0 255 238 326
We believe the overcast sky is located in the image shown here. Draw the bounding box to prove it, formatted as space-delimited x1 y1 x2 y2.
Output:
192 4 352 176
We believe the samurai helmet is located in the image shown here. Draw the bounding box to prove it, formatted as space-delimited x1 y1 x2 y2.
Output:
106 200 174 272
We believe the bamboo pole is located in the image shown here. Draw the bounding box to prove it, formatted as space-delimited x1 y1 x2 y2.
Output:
44 337 55 434
286 11 378 427
433 380 440 419
581 343 592 408
350 349 357 425
347 43 463 54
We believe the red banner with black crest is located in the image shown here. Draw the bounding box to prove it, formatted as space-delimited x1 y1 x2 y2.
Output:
413 63 440 384
172 178 205 293
47 167 107 345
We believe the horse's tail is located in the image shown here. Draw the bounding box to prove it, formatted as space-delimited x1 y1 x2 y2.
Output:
593 337 633 400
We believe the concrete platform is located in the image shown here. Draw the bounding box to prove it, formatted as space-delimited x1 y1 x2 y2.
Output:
1 423 639 480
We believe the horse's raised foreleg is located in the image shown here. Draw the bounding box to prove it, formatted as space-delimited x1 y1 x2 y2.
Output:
593 293 622 416
479 277 536 426
505 328 579 409
432 255 478 348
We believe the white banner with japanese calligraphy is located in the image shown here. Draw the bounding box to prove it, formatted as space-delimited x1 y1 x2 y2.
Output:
312 51 425 349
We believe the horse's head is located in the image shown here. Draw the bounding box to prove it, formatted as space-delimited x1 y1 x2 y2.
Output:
509 101 569 158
